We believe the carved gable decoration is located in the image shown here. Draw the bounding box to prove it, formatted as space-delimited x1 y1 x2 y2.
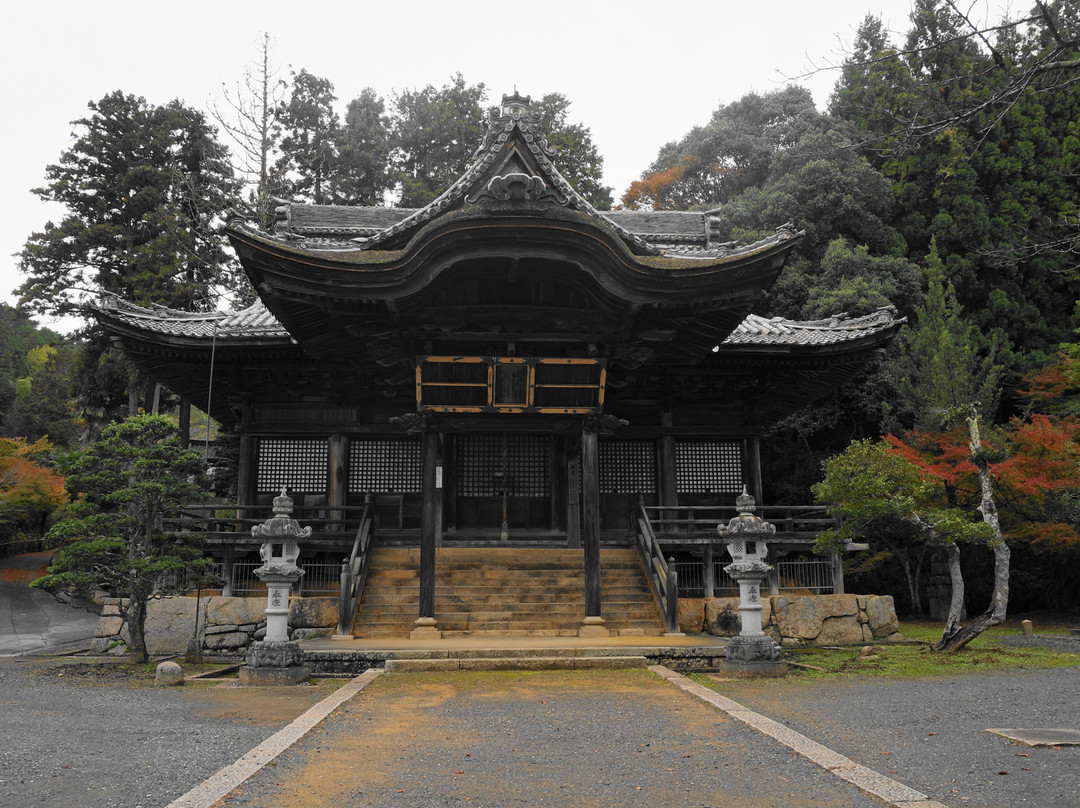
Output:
362 92 654 254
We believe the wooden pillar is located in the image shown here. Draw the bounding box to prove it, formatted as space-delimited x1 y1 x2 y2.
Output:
744 435 763 502
221 544 235 597
412 414 441 638
328 434 347 532
566 435 582 548
703 544 715 598
230 396 256 508
237 433 257 507
178 398 191 449
579 416 607 637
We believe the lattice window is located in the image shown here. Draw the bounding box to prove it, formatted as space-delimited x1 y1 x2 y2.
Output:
599 440 657 495
348 439 421 494
257 438 328 494
457 434 549 497
675 440 742 494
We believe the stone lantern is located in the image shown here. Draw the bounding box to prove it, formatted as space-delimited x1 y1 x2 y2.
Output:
716 488 786 676
239 488 313 685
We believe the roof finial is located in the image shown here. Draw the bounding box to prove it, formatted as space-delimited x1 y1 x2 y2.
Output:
500 90 532 117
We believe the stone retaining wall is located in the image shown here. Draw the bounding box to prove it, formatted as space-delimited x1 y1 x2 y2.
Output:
91 595 338 656
678 594 900 645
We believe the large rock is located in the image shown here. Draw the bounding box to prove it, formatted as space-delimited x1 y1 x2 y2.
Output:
771 594 859 641
863 595 900 639
95 616 124 638
815 615 865 645
205 596 266 628
145 596 210 655
204 631 251 651
677 599 705 633
704 597 772 636
288 597 338 629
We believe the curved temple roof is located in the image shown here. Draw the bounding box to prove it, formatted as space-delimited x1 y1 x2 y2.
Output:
97 296 901 352
225 91 802 278
95 91 905 428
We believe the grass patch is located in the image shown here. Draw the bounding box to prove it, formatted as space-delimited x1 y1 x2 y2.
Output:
899 615 1075 644
778 620 1079 680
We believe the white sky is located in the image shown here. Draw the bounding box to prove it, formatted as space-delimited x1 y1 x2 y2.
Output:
2 0 934 329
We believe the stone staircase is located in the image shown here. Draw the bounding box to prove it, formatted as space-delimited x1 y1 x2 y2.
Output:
352 546 665 638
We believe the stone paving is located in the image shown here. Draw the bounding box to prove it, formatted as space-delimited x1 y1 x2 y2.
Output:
0 552 98 656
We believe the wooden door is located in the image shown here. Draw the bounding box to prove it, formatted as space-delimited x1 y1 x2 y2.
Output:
454 433 551 534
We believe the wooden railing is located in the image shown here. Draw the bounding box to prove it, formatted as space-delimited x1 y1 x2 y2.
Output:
337 495 374 637
634 497 679 634
161 502 372 542
642 504 836 539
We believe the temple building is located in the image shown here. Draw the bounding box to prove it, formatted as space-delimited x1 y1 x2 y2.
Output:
97 93 902 638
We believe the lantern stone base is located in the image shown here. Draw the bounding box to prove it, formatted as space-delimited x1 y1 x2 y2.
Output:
239 639 310 686
720 635 787 677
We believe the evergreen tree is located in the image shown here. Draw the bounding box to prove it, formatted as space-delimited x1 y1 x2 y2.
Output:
33 415 211 663
17 92 242 319
276 69 340 205
392 74 488 207
896 240 1007 431
332 87 392 206
534 93 613 209
2 344 79 448
622 86 824 210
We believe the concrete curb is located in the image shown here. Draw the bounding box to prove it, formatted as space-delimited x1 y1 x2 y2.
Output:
166 668 383 808
651 665 950 808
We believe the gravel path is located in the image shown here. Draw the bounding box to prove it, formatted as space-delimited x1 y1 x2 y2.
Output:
718 664 1080 808
3 653 1078 808
0 658 338 808
217 668 886 808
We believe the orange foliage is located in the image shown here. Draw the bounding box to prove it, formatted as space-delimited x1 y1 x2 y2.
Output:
1012 521 1079 547
884 429 979 492
1018 352 1080 411
995 414 1080 498
0 437 66 521
622 162 688 210
886 413 1080 545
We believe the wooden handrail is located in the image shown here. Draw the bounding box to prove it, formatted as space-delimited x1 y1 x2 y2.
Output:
337 494 374 637
162 502 373 538
641 504 836 536
634 496 679 634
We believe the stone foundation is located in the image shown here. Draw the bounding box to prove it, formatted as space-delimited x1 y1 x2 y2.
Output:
92 595 338 656
683 593 900 646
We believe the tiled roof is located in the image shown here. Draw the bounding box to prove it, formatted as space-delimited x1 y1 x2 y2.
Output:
97 296 289 340
275 204 711 245
602 210 705 240
723 309 901 347
282 204 417 237
97 297 900 349
256 94 738 258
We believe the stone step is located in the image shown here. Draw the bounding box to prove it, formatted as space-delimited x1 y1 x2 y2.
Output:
383 655 649 673
354 545 664 638
361 590 651 606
